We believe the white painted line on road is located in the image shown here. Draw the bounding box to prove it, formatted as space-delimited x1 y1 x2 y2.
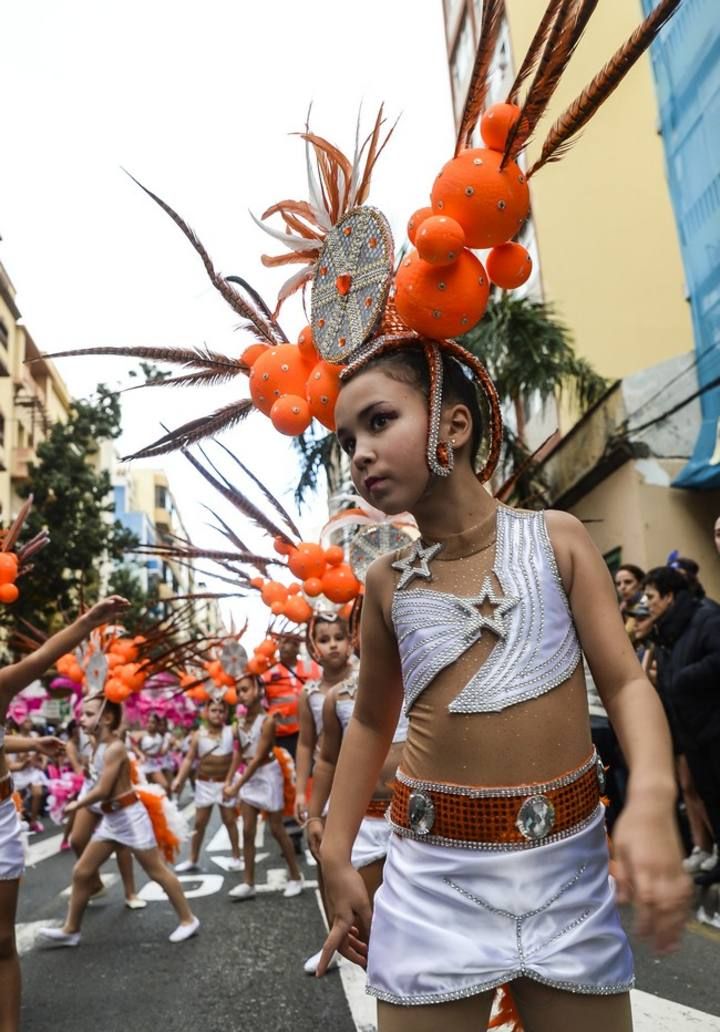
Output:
210 853 268 872
313 888 377 1032
61 872 119 899
139 872 224 901
632 989 720 1030
206 818 264 852
254 879 318 895
27 832 64 866
16 920 61 956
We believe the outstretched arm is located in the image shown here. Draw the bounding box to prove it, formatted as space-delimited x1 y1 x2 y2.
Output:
172 733 198 795
0 596 130 709
293 693 316 822
5 735 65 759
547 511 690 953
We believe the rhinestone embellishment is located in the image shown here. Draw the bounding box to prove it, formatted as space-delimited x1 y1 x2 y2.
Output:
516 795 556 841
408 790 435 836
596 755 606 794
391 540 444 590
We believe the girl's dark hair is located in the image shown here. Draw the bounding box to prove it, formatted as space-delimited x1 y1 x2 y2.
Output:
643 566 687 598
617 564 645 583
87 696 123 731
361 344 484 466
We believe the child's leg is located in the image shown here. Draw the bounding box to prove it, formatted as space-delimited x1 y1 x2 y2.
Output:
69 808 104 894
115 845 138 899
358 858 385 908
0 878 21 1032
188 806 211 864
240 803 257 884
132 847 194 924
510 978 632 1031
677 755 713 852
29 783 43 823
267 812 301 881
378 993 495 1032
219 805 241 860
64 840 116 932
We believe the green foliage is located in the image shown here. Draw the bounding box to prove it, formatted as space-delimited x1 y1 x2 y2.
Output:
7 385 137 630
292 426 343 509
107 563 161 635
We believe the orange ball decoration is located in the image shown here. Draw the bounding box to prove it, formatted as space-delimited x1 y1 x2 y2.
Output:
257 638 277 657
431 148 529 249
303 576 324 597
486 242 533 289
68 663 85 684
284 595 313 624
224 687 238 706
270 394 312 436
321 563 361 604
271 601 285 615
297 325 319 366
0 554 18 585
249 344 309 417
407 206 433 245
415 216 466 267
305 360 342 431
288 542 326 581
105 678 131 703
324 545 344 567
246 657 262 676
261 581 288 607
480 103 521 152
394 248 490 339
241 343 269 368
274 537 293 556
253 654 272 674
250 577 265 589
287 582 301 595
0 582 19 603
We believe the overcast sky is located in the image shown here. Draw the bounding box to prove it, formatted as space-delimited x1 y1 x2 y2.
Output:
0 0 455 640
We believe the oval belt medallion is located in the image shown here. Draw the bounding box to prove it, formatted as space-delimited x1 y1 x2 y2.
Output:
516 794 556 841
408 790 435 836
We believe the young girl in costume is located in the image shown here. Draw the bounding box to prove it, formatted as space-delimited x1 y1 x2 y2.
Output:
173 698 243 872
318 346 690 1030
39 692 199 947
135 712 170 791
224 674 303 899
0 596 128 1032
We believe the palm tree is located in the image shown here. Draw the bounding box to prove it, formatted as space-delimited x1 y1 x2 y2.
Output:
461 295 608 448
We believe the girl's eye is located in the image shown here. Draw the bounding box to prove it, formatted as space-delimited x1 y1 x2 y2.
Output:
370 412 392 431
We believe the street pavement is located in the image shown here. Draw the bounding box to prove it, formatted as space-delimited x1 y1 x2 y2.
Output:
16 800 720 1032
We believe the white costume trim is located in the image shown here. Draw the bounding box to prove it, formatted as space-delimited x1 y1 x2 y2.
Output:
351 816 391 870
91 800 157 852
194 778 236 809
0 793 24 881
239 761 283 813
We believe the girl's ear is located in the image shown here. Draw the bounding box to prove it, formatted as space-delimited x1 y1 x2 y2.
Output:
440 402 473 450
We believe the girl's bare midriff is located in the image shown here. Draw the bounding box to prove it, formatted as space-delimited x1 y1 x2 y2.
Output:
375 741 405 800
197 749 233 781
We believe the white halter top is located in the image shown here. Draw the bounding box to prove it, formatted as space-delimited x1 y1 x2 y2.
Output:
237 713 267 761
198 725 234 758
392 507 581 715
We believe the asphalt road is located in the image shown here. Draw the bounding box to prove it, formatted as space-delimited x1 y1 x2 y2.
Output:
15 800 720 1032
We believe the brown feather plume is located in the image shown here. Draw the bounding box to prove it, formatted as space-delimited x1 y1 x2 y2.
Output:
122 399 254 460
501 0 600 167
35 344 248 376
212 441 301 539
506 0 565 103
528 0 682 176
455 0 504 154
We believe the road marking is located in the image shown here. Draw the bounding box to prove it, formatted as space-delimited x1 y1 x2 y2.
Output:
27 832 64 866
16 920 62 956
632 989 720 1029
61 872 119 899
210 853 268 872
138 873 225 901
313 888 377 1032
206 819 264 852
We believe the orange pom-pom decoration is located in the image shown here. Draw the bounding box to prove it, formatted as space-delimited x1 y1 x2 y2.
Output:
480 103 521 152
257 638 277 657
288 542 326 581
270 394 312 436
250 577 265 589
274 537 293 556
224 687 238 706
249 344 309 417
305 360 342 431
407 206 433 245
415 216 466 267
68 663 85 684
261 581 288 607
297 325 319 366
219 671 235 688
324 545 344 567
246 656 262 676
486 242 533 289
253 654 272 674
303 576 324 597
339 601 355 621
105 678 131 703
0 582 19 603
394 248 490 339
57 654 74 674
0 554 18 585
321 563 361 604
241 343 269 368
287 582 301 595
284 595 313 624
431 148 529 249
271 601 285 615
189 684 209 703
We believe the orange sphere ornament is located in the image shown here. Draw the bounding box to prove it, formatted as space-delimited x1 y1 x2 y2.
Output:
246 657 262 676
261 581 288 607
486 242 533 289
284 595 313 624
321 563 360 604
394 248 490 339
415 216 466 267
273 537 293 556
303 576 324 597
305 360 342 431
241 343 269 368
105 678 131 703
0 554 18 585
249 344 309 416
431 148 529 249
0 582 19 603
270 394 312 436
287 582 301 595
480 103 521 152
407 206 433 245
257 638 277 657
297 325 319 367
224 687 238 706
324 545 344 567
250 576 265 590
68 663 85 684
288 542 326 581
253 654 272 674
271 601 285 615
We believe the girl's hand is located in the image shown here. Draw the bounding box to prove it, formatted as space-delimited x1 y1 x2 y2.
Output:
306 817 324 861
64 800 80 817
317 859 372 973
83 596 130 630
36 736 65 758
294 793 308 825
223 783 238 800
612 801 691 954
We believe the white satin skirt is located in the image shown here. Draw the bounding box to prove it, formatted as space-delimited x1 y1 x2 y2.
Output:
351 817 392 870
239 760 283 813
195 778 235 809
0 795 24 881
92 801 157 852
141 757 165 775
12 767 47 791
367 806 633 1005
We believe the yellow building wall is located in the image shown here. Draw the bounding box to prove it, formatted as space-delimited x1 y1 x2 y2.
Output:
503 1 693 381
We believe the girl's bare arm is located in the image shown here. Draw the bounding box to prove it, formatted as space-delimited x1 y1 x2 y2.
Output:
72 742 126 808
308 691 343 820
294 693 316 809
234 717 277 791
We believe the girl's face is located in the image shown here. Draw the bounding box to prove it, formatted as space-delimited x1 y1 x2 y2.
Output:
206 701 226 728
335 369 431 515
312 621 351 673
147 715 159 733
615 569 640 601
236 677 260 709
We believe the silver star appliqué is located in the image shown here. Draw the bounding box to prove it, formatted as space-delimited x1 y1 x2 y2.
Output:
392 540 444 590
465 576 519 638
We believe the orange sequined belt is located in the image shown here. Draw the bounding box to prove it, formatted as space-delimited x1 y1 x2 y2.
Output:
390 751 604 850
366 798 390 820
0 775 14 803
100 790 139 815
